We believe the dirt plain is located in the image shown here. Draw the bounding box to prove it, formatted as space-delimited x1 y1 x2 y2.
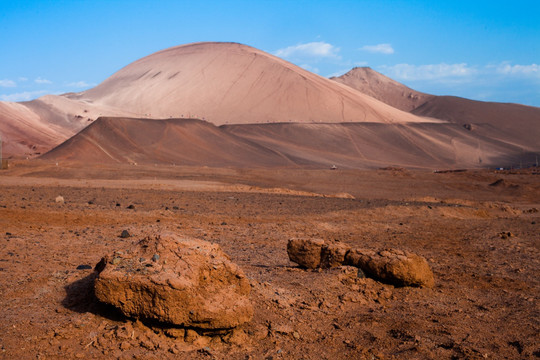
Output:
0 161 539 359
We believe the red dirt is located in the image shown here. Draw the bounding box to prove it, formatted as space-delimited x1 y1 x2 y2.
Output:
0 162 538 359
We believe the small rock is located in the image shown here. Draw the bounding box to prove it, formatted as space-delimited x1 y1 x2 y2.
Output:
126 205 135 209
76 264 92 270
272 324 294 335
164 328 185 339
55 196 64 204
120 230 131 239
184 329 199 343
222 328 249 345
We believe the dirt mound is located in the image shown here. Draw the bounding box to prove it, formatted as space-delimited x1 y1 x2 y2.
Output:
94 233 253 330
331 67 434 111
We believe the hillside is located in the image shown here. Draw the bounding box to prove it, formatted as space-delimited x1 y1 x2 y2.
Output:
42 117 531 169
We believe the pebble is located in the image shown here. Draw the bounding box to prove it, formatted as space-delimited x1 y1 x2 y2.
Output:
76 265 92 270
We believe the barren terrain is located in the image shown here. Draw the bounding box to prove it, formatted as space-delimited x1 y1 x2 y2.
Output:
1 161 538 359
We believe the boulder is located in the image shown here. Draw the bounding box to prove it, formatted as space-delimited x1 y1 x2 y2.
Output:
286 238 435 288
287 238 325 268
345 248 434 288
94 233 253 330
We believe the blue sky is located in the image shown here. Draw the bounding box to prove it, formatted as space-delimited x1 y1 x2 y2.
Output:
1 0 539 106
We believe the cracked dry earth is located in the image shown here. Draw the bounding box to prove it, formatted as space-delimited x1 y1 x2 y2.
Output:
0 163 539 359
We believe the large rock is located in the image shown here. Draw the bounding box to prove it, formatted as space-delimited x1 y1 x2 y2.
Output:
345 248 434 288
287 238 435 288
287 238 325 269
94 233 253 330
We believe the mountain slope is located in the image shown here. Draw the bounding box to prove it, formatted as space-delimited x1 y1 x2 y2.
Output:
43 117 532 169
412 96 540 151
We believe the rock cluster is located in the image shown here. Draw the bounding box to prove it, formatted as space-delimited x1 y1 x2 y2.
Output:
94 233 253 330
287 238 434 288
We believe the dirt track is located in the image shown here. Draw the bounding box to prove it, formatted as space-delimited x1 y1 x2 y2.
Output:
0 162 539 359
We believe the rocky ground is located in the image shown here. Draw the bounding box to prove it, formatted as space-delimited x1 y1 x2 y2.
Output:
0 162 539 359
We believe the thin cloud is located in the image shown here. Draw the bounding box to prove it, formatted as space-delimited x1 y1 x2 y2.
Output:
0 90 47 102
18 77 28 82
361 43 394 55
34 77 52 84
495 62 539 77
274 42 340 59
379 63 476 81
66 81 94 88
0 79 16 87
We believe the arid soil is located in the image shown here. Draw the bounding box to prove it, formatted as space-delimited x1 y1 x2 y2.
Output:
1 162 539 359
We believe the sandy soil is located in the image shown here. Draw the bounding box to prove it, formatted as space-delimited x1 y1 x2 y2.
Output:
0 162 539 359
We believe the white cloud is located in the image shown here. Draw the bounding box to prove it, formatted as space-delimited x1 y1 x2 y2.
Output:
18 77 28 82
0 79 16 87
361 43 394 55
274 42 340 59
495 62 539 77
379 63 476 81
66 81 93 88
0 90 47 102
34 77 52 84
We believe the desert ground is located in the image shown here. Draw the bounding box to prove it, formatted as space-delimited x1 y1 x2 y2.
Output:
0 160 538 359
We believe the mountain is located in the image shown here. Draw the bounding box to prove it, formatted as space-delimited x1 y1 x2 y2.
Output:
331 67 434 112
77 42 434 125
2 42 538 169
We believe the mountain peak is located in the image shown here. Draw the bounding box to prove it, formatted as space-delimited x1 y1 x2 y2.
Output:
332 67 434 111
